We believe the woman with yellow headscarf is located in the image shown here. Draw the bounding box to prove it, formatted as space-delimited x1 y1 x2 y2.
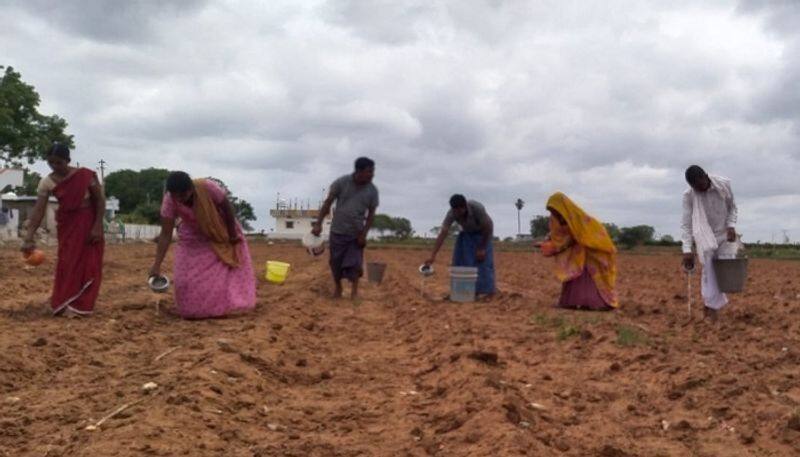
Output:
539 192 619 310
150 171 256 319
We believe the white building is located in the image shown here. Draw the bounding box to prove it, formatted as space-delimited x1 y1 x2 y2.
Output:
269 199 331 240
0 168 24 192
1 169 26 241
106 196 120 220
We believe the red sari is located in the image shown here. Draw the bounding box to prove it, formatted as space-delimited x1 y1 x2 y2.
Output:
51 168 104 315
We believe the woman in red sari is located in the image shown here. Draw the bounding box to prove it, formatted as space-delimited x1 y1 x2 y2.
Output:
22 144 105 317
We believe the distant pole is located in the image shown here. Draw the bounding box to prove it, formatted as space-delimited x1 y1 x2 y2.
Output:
98 159 107 183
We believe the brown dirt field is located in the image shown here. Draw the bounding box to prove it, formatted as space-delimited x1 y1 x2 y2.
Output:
1 242 799 457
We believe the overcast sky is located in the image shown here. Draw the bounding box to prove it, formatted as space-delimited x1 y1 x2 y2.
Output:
1 0 797 242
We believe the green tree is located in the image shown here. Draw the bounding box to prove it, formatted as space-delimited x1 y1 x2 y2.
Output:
104 168 170 214
390 216 413 239
603 223 621 242
132 201 162 224
618 225 655 249
530 214 549 238
0 66 73 165
206 178 257 231
372 214 395 237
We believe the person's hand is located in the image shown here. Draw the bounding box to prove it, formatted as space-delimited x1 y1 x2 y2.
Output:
726 227 737 242
20 239 35 255
682 253 695 272
311 222 322 237
149 264 161 278
88 225 103 244
357 233 367 248
476 248 487 262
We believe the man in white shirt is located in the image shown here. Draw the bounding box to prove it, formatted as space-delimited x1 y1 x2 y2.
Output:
681 165 738 321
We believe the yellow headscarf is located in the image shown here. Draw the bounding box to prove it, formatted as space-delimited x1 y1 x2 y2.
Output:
192 179 239 268
541 192 618 307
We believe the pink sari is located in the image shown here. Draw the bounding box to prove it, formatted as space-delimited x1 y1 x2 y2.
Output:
160 180 256 319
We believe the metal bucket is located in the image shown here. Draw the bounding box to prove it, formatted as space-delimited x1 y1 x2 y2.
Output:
450 266 478 302
713 258 748 293
367 262 387 284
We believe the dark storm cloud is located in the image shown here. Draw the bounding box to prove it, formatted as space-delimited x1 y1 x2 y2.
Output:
7 0 209 43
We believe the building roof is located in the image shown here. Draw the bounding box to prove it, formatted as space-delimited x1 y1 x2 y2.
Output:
270 208 323 218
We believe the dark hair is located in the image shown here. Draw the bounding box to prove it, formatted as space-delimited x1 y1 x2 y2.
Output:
166 171 193 193
685 165 707 185
354 157 375 171
449 194 467 209
47 143 70 161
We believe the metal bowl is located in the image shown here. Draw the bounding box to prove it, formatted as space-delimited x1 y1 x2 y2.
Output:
148 275 170 293
418 264 435 277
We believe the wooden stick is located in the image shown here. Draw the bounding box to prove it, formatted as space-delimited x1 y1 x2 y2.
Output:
153 346 179 362
86 399 144 430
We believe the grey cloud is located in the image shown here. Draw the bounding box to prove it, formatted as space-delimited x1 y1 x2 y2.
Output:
1 0 797 242
8 0 209 43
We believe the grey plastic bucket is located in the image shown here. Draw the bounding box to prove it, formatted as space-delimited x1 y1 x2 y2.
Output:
450 266 479 302
713 258 748 293
367 262 387 284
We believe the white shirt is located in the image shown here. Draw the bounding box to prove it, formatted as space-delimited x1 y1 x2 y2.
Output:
681 176 737 254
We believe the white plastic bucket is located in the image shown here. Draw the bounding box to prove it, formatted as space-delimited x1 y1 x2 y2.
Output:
450 266 479 302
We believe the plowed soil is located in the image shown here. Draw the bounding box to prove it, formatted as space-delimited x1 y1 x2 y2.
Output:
1 242 799 456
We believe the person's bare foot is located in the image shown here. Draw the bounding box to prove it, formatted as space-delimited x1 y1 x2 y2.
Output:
332 282 344 299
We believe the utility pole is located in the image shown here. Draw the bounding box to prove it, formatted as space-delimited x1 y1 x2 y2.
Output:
98 159 107 183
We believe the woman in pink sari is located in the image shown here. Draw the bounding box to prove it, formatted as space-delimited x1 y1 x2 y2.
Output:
22 144 105 317
149 171 256 319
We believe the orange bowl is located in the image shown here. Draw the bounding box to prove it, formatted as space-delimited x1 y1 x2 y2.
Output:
23 249 46 267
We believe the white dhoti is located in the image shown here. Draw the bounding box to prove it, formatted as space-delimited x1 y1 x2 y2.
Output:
701 249 728 310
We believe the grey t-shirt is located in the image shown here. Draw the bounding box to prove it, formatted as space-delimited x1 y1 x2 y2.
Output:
443 200 492 234
329 174 379 236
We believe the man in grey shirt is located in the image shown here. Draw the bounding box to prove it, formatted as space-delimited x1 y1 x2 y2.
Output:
425 194 495 298
312 157 379 299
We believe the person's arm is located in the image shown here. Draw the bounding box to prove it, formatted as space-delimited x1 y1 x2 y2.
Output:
426 225 450 265
358 206 377 247
313 190 336 236
479 216 493 249
680 191 695 270
150 217 175 277
725 182 738 242
21 194 49 253
88 177 106 244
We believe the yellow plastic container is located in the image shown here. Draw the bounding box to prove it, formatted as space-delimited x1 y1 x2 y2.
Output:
265 261 291 284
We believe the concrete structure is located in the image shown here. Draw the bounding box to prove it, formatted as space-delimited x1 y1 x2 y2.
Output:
0 168 24 192
106 196 120 220
0 194 58 243
269 199 331 240
0 169 26 241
